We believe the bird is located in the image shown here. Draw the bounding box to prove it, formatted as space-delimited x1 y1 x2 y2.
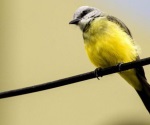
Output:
69 6 150 113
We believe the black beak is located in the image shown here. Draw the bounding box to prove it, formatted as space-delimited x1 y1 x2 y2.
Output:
69 18 80 24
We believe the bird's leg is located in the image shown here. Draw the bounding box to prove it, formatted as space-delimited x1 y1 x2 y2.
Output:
117 62 123 72
94 68 103 80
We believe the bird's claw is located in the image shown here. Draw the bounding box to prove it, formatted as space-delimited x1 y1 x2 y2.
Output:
117 63 123 72
94 68 103 80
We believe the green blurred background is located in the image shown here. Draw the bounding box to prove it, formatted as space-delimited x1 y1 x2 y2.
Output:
0 0 150 124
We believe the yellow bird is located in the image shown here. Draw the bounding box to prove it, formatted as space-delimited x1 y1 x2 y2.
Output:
69 6 150 113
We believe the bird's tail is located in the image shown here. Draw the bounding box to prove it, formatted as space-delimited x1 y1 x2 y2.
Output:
136 74 150 113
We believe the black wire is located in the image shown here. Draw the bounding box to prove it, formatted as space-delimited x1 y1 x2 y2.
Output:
0 57 150 99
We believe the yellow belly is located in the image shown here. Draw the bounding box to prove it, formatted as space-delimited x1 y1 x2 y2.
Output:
83 17 142 90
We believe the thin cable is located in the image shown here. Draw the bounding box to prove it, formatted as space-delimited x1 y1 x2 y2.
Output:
0 57 150 99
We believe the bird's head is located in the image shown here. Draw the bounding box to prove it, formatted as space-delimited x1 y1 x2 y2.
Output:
69 6 102 31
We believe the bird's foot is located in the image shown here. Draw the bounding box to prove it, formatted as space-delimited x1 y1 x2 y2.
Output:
117 62 123 72
94 68 103 80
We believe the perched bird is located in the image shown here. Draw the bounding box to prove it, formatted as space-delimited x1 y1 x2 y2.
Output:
69 6 150 113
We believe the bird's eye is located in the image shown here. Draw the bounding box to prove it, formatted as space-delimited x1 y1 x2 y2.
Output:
77 9 93 19
81 10 88 17
83 10 88 14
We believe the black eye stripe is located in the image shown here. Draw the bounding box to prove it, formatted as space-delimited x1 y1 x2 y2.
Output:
78 9 93 18
82 10 88 14
81 10 90 16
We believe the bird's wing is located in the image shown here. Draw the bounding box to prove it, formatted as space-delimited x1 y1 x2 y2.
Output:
106 15 150 113
107 15 146 78
107 15 132 38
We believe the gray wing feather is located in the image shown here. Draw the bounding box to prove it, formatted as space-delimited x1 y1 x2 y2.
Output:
107 16 147 78
107 15 132 38
107 15 150 113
